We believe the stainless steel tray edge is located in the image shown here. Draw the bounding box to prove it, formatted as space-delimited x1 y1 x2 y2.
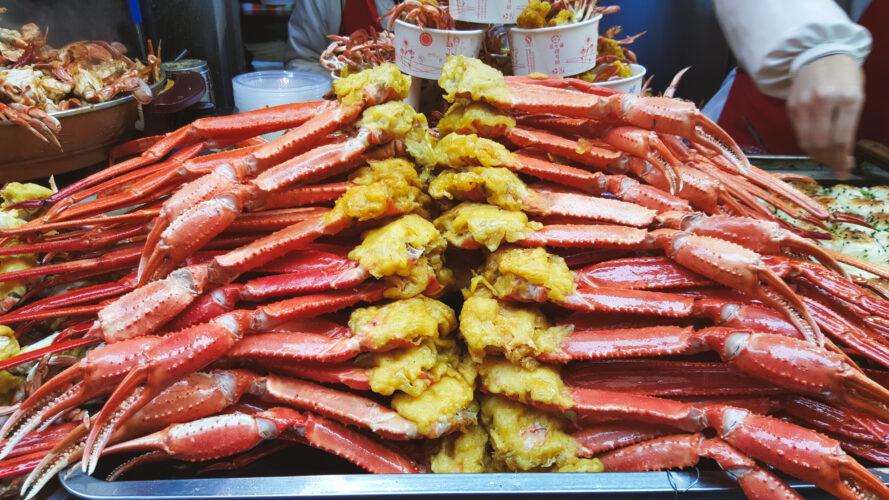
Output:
60 467 889 499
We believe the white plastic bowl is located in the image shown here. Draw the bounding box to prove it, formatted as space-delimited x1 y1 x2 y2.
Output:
232 70 331 139
450 0 529 24
393 19 485 79
590 63 647 95
507 14 602 76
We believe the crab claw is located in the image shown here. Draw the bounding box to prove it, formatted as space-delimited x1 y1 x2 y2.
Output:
649 229 822 346
704 405 889 500
140 192 244 284
603 126 683 195
81 311 252 475
607 95 750 173
700 328 889 422
0 336 167 462
0 102 61 149
598 433 803 500
656 212 848 279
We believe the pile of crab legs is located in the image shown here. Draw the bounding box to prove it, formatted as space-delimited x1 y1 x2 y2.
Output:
0 56 885 499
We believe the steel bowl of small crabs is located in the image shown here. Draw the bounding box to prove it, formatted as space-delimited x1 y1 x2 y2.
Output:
0 19 163 182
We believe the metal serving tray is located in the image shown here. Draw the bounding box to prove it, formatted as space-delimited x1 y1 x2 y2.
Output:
51 153 889 499
749 154 889 184
59 466 889 499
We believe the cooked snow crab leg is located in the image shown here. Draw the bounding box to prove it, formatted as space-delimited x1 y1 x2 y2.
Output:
460 287 889 421
439 56 748 173
101 408 425 477
476 360 889 500
0 285 386 464
437 202 823 344
19 367 431 497
574 255 889 368
25 63 408 215
138 99 424 283
0 102 61 147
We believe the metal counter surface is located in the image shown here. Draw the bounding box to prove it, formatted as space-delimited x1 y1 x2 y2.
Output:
60 466 889 499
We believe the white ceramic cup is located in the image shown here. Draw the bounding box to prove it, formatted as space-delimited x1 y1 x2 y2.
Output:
507 14 602 76
393 19 485 80
450 0 529 24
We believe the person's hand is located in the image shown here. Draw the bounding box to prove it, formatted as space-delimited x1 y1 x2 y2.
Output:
787 54 865 179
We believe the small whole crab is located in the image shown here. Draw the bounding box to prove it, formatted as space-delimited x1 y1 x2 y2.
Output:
0 13 161 147
320 28 395 78
381 0 456 31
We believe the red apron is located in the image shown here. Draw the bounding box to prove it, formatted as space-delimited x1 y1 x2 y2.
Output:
717 1 887 154
342 0 382 35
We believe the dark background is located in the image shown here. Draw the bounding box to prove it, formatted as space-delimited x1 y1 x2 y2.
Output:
0 0 735 110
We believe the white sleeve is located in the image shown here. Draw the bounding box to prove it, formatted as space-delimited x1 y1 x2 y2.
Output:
713 0 872 99
286 1 342 73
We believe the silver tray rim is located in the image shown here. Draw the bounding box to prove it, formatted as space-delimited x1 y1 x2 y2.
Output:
0 71 166 125
60 466 889 499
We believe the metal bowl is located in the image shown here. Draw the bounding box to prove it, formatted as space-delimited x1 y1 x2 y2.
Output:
0 74 166 183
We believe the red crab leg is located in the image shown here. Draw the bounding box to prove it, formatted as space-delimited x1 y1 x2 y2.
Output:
0 244 141 283
102 408 422 474
249 374 421 439
20 370 257 498
792 260 889 320
0 209 159 238
563 360 786 397
513 149 691 212
0 225 146 257
107 134 164 165
255 359 371 391
501 80 750 172
572 421 677 456
9 273 136 317
598 433 804 500
0 450 48 480
44 143 205 221
703 405 889 499
139 133 372 283
80 285 387 471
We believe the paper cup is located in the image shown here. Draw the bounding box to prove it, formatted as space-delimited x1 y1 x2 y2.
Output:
393 19 485 80
450 0 529 24
331 69 422 111
507 14 601 76
591 64 647 95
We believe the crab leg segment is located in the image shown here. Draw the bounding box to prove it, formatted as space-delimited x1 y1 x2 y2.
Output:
563 360 786 397
512 149 691 212
248 374 421 440
20 370 260 499
501 80 750 172
704 406 889 500
572 422 676 456
598 433 804 500
656 211 847 277
102 408 422 474
648 229 821 345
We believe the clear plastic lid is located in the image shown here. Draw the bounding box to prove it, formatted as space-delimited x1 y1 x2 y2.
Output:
232 70 331 97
